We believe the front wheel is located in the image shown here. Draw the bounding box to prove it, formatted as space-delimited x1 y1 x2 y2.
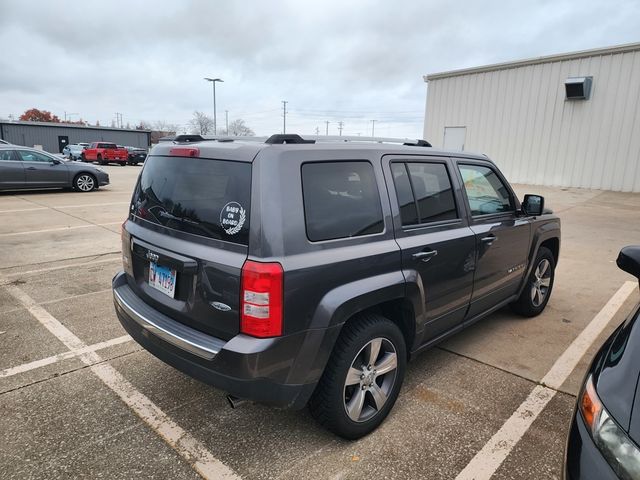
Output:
510 246 555 317
309 313 406 439
73 173 97 192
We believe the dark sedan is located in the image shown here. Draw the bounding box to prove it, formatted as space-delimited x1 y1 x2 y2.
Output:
565 246 640 480
0 145 109 192
125 146 147 165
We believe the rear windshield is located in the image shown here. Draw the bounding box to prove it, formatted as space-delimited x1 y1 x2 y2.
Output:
132 155 251 245
99 143 118 149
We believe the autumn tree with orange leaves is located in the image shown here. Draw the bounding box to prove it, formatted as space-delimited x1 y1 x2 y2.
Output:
19 108 61 122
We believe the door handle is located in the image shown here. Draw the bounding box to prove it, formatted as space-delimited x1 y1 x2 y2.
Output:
26 167 37 171
481 234 497 245
412 250 438 262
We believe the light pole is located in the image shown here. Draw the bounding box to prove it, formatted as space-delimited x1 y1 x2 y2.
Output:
204 77 224 135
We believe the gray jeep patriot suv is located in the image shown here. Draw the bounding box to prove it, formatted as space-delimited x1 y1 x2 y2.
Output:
112 134 561 439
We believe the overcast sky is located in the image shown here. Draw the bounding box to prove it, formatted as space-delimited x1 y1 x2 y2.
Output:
1 0 638 137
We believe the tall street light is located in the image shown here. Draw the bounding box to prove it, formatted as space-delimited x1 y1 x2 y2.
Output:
204 77 224 135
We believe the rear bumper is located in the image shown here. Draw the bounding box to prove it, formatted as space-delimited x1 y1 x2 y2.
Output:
112 271 332 409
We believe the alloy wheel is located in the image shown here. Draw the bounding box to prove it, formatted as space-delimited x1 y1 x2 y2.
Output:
343 337 398 422
531 258 551 307
76 175 95 192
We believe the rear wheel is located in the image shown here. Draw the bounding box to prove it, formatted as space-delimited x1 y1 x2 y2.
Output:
97 154 107 165
510 246 555 317
80 153 86 162
73 173 97 192
309 313 406 439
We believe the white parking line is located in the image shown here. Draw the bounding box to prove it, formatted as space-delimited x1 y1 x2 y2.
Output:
4 257 120 277
455 281 638 480
0 335 133 378
1 276 241 480
0 222 121 237
0 202 128 214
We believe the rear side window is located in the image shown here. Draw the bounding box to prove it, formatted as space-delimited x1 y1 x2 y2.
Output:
391 162 458 226
0 150 18 161
132 156 252 245
302 161 383 241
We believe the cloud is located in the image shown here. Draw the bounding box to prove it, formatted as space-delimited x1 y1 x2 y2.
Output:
0 0 638 136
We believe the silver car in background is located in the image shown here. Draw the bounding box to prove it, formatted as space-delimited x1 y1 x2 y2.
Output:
62 143 88 161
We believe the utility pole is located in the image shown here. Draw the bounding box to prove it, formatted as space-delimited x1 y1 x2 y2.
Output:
225 110 229 135
204 78 224 135
325 121 330 136
282 100 288 134
371 119 377 137
338 121 344 136
114 113 123 128
315 126 320 135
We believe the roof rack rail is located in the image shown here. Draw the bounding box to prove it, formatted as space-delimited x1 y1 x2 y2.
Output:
304 135 432 146
403 139 432 147
265 134 315 144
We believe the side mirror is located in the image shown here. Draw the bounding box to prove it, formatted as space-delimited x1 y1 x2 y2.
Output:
617 246 640 280
522 194 544 216
51 159 61 165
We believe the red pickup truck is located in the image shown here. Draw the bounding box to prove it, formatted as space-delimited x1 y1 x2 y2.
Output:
82 142 129 165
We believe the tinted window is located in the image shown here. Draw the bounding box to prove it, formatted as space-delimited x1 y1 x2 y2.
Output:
133 156 252 245
99 143 117 149
458 164 513 215
390 163 419 226
391 162 457 226
17 150 54 162
0 150 18 161
302 161 383 241
407 163 457 223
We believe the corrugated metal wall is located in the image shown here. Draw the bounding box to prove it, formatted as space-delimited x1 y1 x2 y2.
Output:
0 123 150 153
424 49 640 192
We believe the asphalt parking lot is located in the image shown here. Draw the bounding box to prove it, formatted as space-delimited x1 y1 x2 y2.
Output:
1 165 639 480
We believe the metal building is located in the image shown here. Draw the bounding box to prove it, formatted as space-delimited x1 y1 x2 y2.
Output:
423 42 640 192
0 121 151 154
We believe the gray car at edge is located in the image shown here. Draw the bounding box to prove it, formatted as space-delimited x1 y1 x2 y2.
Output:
0 145 109 192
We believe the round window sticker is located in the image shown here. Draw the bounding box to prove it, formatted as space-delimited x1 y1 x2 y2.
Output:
220 202 246 235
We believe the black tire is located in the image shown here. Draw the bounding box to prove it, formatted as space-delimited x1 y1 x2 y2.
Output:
120 162 126 166
80 153 86 162
97 155 107 165
308 313 406 439
73 173 97 192
510 246 555 317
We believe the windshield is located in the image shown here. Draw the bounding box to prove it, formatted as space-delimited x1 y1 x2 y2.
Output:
132 155 251 245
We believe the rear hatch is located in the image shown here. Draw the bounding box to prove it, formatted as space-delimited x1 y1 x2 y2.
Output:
124 153 252 340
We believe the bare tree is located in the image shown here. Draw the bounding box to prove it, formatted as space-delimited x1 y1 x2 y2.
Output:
154 120 180 133
226 118 255 136
189 111 214 135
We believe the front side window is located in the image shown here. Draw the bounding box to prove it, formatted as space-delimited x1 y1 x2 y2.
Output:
391 162 457 226
458 164 513 215
302 161 383 241
17 150 55 162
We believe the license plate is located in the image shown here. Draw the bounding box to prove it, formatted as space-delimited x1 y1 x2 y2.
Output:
115 157 120 160
149 262 176 298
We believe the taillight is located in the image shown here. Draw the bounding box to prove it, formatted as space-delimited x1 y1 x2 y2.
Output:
170 147 200 157
240 260 283 338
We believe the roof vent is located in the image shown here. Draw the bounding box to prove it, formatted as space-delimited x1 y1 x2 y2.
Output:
565 76 593 100
265 134 315 144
